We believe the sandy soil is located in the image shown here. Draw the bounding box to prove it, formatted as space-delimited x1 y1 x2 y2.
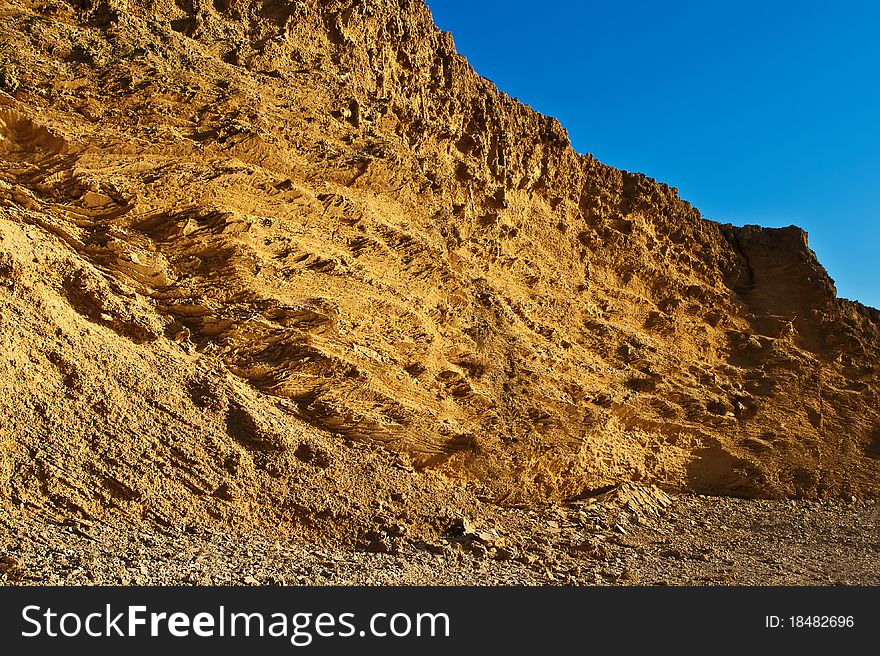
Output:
3 489 877 586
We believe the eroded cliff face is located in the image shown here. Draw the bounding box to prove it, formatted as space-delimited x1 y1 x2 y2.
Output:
0 0 878 540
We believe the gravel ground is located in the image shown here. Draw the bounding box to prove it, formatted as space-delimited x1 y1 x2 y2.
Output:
2 487 877 586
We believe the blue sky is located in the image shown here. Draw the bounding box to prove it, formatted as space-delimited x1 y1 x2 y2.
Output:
426 0 880 309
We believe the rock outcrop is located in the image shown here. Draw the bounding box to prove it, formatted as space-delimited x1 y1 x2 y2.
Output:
0 0 877 541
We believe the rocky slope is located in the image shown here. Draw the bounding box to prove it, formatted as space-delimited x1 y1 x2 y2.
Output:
0 0 878 552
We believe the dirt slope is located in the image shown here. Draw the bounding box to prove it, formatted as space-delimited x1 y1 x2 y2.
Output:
0 0 878 546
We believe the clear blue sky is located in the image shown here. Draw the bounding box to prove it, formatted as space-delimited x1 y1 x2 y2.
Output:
426 0 880 309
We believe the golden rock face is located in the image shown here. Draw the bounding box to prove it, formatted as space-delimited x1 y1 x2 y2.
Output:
0 0 878 542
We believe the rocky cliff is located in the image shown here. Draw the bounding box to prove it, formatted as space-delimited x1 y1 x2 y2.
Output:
0 0 878 543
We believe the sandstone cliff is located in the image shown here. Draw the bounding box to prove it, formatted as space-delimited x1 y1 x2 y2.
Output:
0 0 878 543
